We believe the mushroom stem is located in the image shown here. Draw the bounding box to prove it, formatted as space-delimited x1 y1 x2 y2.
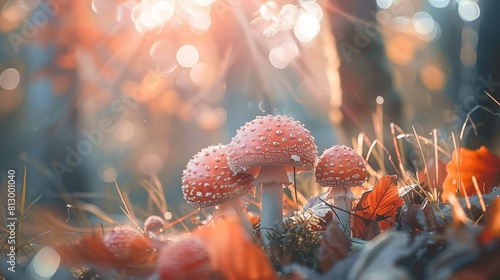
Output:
329 188 355 235
256 165 290 245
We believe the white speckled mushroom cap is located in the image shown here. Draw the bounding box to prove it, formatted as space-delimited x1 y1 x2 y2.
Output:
226 115 318 174
315 145 367 188
182 144 255 208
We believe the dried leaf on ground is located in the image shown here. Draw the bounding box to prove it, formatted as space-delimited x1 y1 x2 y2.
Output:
193 216 277 280
55 230 157 275
316 222 352 273
352 175 404 239
442 146 500 202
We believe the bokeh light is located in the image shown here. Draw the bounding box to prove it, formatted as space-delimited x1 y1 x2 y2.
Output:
386 36 415 65
113 119 135 142
413 12 434 35
376 0 394 10
139 153 164 175
458 1 480 22
28 247 60 280
269 42 299 69
420 63 447 90
0 68 21 90
176 45 200 68
294 14 320 43
195 106 227 131
428 0 450 9
99 163 118 183
189 10 211 33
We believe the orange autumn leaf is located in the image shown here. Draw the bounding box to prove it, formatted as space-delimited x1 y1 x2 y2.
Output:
55 230 157 275
352 175 404 239
479 198 500 245
441 146 500 202
193 217 277 280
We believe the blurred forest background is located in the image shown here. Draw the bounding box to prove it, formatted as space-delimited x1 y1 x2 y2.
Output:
0 0 499 221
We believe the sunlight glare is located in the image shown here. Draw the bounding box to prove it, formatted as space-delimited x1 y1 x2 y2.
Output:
294 14 320 43
301 1 323 21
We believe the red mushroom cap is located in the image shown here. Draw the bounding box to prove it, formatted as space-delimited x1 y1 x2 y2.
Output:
157 236 212 280
227 115 317 174
144 215 165 233
103 225 149 260
182 144 255 208
315 145 367 188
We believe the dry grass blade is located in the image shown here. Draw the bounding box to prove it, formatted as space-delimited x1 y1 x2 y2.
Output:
18 230 53 249
433 129 440 191
114 180 140 229
471 176 486 212
485 91 500 106
394 126 450 158
447 193 471 225
391 123 407 183
16 166 27 253
67 201 116 224
451 132 461 196
412 126 430 189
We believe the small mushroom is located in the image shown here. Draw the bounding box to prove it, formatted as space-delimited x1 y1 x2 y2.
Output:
227 115 317 243
144 215 165 234
181 144 255 215
103 225 149 260
315 145 367 231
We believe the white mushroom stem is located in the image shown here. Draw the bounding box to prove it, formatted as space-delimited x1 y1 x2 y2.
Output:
327 187 356 235
255 165 290 245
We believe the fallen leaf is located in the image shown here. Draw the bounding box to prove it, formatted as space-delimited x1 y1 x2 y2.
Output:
441 146 500 202
316 222 352 273
55 229 157 275
418 158 447 192
479 197 500 245
193 217 277 280
352 175 404 239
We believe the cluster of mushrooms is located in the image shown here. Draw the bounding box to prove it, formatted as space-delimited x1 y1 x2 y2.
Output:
181 115 368 242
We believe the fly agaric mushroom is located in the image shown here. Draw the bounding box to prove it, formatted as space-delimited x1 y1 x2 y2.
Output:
144 215 165 234
227 115 317 243
103 225 150 261
182 144 255 214
315 145 367 229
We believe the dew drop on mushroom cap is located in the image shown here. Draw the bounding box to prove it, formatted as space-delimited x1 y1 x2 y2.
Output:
181 144 255 209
